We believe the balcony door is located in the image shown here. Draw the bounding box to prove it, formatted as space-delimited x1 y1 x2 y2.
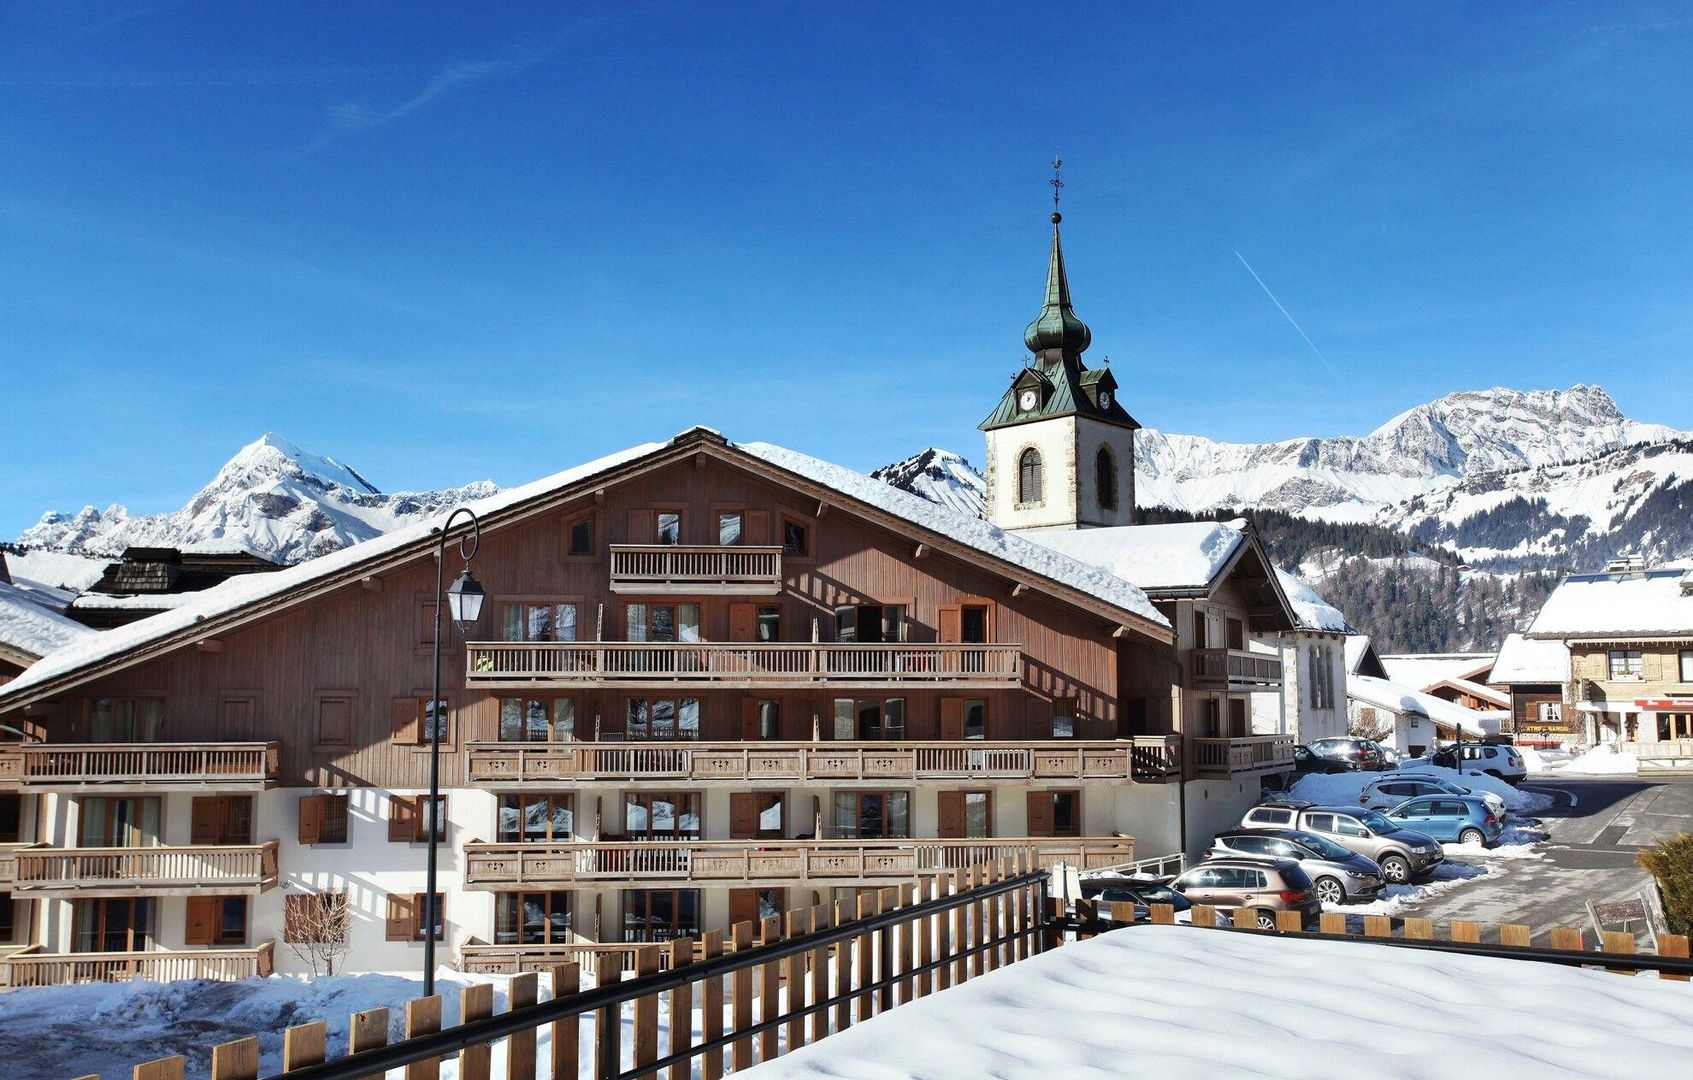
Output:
78 797 161 848
74 897 155 953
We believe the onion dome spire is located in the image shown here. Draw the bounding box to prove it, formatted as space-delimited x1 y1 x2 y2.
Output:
1022 157 1092 363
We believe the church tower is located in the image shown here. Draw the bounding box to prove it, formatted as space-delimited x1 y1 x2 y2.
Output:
980 195 1139 532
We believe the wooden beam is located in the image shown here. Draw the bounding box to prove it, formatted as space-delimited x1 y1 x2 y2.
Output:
593 488 606 504
1112 626 1132 639
1011 582 1028 597
194 639 223 653
816 500 829 518
360 576 383 593
914 544 930 560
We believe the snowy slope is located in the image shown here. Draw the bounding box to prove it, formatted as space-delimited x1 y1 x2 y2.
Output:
18 434 497 565
868 448 986 518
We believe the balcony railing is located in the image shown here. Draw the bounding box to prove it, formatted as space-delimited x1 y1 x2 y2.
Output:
1193 735 1296 777
0 842 28 887
466 642 1023 689
0 742 20 787
461 941 672 977
12 840 280 896
1191 649 1283 691
17 742 281 791
467 739 1172 785
609 545 784 594
463 836 1133 888
0 942 275 988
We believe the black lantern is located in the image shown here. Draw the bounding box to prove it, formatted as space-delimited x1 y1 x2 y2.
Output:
445 568 485 635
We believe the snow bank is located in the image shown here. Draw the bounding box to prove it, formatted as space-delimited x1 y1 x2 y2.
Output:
1287 765 1549 813
746 925 1693 1079
1562 745 1640 775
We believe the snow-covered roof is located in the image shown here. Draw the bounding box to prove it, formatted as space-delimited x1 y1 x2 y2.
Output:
1528 568 1693 639
69 591 215 612
1344 634 1387 677
2 549 110 592
1491 632 1570 685
1380 653 1494 692
0 579 98 663
1274 568 1351 633
741 442 1165 627
0 430 1169 707
1011 521 1245 592
1436 675 1511 709
1348 674 1487 737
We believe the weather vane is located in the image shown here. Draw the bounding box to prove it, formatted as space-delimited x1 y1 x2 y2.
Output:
1049 155 1064 214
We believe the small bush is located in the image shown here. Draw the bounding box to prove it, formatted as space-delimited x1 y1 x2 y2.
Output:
1637 832 1693 935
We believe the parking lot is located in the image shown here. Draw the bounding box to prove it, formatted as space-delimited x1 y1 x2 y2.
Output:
1393 775 1693 935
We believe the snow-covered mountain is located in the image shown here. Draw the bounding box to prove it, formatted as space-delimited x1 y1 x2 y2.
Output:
868 449 987 518
19 434 496 565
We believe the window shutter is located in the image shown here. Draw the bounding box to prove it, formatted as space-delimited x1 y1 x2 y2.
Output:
1026 792 1055 838
728 603 757 642
298 795 323 845
628 509 655 544
191 797 221 846
744 510 771 546
389 795 419 842
937 605 963 644
184 896 218 945
729 793 759 840
939 698 964 741
937 792 966 839
392 698 421 746
729 888 758 931
740 699 761 740
386 892 416 941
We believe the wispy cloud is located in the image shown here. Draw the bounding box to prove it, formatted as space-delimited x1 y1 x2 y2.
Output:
303 36 567 156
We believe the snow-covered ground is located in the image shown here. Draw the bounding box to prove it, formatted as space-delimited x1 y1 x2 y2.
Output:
1524 745 1640 776
746 924 1693 1079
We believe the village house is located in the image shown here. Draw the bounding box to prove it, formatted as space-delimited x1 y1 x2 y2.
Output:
1248 570 1351 744
1488 632 1574 747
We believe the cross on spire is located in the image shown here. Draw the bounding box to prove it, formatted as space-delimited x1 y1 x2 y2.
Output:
1049 155 1064 218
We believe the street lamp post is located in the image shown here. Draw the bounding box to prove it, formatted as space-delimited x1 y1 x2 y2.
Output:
424 506 484 996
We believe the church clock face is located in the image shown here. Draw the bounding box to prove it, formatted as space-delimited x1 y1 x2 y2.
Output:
1098 390 1112 408
1018 389 1038 412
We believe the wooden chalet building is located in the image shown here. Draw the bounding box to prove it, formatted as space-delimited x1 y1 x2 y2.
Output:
0 208 1297 984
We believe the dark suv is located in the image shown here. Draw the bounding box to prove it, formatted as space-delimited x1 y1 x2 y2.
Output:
1306 737 1387 771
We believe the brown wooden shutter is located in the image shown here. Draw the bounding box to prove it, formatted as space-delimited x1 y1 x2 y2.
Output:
191 797 221 845
392 697 421 746
1026 792 1055 838
184 896 218 945
628 509 655 544
386 892 416 941
728 603 757 642
728 888 758 931
740 699 761 740
939 698 964 741
937 605 963 644
388 794 419 842
729 793 760 840
221 696 255 734
937 791 966 839
744 510 771 546
298 795 323 845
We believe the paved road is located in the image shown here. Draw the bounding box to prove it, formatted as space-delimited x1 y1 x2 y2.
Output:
1394 775 1693 936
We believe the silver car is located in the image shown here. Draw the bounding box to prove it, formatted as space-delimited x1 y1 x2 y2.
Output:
1206 828 1385 906
1361 774 1507 817
1241 802 1443 885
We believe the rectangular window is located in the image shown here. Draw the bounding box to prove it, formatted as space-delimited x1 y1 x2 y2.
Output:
964 699 986 741
0 794 18 844
186 895 248 946
729 888 785 929
74 896 155 953
624 792 702 840
498 794 575 843
830 791 910 839
625 603 700 643
501 602 578 643
389 794 446 843
496 891 573 945
656 512 682 545
1681 650 1693 683
567 517 595 556
78 797 161 848
1026 791 1081 838
835 604 883 644
499 698 575 742
412 893 446 942
718 512 743 546
626 698 700 740
755 700 780 739
831 698 906 740
782 518 809 557
1608 650 1644 678
730 792 786 840
0 893 15 942
298 794 350 845
757 606 782 642
621 889 700 943
87 697 164 743
284 892 349 945
190 796 253 846
1052 698 1077 739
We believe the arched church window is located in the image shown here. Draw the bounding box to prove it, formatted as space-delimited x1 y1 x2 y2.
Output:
1096 447 1117 510
1018 449 1043 504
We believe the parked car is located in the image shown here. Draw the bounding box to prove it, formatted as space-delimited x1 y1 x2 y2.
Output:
1167 857 1323 929
1293 744 1353 775
1204 829 1386 905
1080 876 1194 923
1306 737 1387 771
1384 795 1504 847
1362 774 1508 817
1428 743 1527 784
1240 802 1443 884
1366 741 1404 768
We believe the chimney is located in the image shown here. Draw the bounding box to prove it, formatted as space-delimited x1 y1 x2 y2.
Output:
1604 552 1647 579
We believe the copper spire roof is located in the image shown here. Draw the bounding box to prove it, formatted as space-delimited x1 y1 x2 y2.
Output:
1022 211 1093 361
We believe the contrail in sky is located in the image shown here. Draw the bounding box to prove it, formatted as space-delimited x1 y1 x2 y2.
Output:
1234 251 1340 375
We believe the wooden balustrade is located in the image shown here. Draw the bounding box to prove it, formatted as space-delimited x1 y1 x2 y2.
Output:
609 544 784 594
17 741 281 791
0 742 20 787
0 941 274 989
467 738 1167 784
463 836 1133 888
466 641 1023 688
13 839 280 896
0 841 27 887
1190 648 1283 690
1193 735 1296 777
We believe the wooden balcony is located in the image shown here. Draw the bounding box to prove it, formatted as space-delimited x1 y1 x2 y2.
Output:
609 545 783 594
463 836 1134 889
461 941 669 976
1191 649 1283 692
0 842 28 887
467 739 1171 785
0 742 20 788
17 742 281 792
12 840 280 897
466 642 1023 690
1193 735 1296 777
0 941 275 988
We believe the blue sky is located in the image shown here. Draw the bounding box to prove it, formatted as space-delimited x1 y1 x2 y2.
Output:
3 2 1690 538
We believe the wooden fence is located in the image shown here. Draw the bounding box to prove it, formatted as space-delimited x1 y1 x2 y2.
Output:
85 856 1049 1080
